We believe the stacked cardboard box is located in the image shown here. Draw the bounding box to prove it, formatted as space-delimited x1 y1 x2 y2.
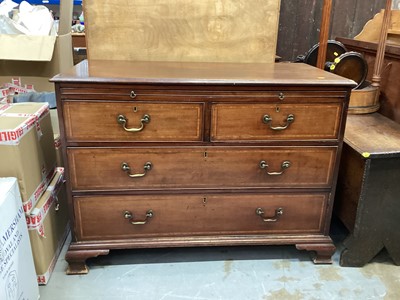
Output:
0 102 69 284
0 103 55 213
27 168 69 285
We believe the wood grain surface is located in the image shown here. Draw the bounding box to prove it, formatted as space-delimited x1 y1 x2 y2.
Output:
67 147 336 190
52 60 356 87
74 193 327 240
344 113 400 156
83 0 280 63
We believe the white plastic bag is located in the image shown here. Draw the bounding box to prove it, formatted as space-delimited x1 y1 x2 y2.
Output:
0 0 55 35
0 0 17 16
18 1 54 35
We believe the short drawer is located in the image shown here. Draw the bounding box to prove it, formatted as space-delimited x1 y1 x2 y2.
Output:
74 193 328 241
63 101 203 142
68 147 337 191
211 103 342 141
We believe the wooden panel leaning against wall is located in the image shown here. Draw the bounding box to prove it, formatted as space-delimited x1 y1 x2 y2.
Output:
277 0 386 61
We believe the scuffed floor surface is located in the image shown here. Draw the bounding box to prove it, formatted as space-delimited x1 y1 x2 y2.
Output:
39 221 400 300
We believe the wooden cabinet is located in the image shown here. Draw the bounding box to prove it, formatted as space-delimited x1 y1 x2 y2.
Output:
52 60 355 274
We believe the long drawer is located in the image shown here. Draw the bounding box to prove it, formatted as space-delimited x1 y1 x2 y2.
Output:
68 147 337 191
74 193 328 241
62 101 204 142
211 103 342 141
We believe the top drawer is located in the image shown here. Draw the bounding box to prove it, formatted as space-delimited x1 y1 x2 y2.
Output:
211 103 343 141
62 101 204 142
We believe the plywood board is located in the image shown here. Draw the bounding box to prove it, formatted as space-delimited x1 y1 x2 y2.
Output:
83 0 281 63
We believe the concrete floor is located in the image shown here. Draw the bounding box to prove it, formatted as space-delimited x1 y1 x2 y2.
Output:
38 219 400 300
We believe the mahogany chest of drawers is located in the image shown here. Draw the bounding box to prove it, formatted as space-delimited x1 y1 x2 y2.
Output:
52 60 355 274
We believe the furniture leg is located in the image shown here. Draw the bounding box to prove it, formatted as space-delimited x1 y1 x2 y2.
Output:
65 248 110 275
296 242 336 264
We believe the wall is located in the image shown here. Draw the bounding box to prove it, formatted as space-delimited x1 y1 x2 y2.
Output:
277 0 387 61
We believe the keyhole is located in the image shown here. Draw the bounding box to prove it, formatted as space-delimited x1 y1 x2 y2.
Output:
203 197 207 205
133 106 138 112
204 151 208 158
276 106 280 113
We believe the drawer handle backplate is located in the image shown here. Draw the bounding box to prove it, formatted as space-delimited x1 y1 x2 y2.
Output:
121 162 152 178
255 207 283 222
259 160 291 176
117 114 150 132
262 114 294 131
124 210 153 225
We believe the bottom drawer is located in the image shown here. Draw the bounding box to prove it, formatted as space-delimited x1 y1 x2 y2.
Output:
74 193 328 241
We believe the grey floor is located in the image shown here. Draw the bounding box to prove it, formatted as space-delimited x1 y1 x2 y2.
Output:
38 219 400 300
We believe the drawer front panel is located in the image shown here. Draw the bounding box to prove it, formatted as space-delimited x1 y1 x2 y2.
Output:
68 147 336 191
63 101 203 142
211 103 342 141
74 193 328 240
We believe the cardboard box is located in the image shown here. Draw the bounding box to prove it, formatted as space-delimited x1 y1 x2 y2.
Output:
0 103 57 177
27 168 69 285
0 33 73 92
0 177 39 300
54 133 63 167
0 0 74 92
0 114 54 214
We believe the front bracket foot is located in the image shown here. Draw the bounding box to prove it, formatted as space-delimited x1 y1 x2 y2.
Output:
296 243 336 264
65 248 110 275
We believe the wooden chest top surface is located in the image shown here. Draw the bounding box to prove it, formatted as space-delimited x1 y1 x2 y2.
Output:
52 60 356 87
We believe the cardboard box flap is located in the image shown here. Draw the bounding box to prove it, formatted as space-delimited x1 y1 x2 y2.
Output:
0 33 73 92
0 102 50 120
59 0 74 35
0 34 57 61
